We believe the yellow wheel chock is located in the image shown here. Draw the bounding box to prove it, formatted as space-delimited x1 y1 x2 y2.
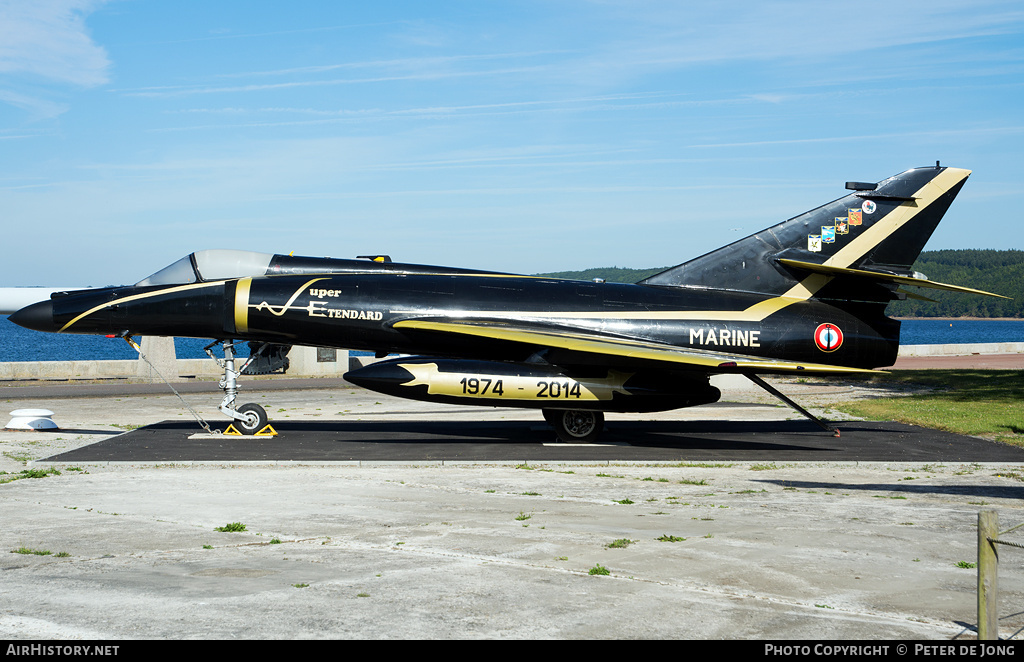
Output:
223 423 278 437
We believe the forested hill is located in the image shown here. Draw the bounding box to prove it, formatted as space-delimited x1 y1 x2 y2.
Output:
537 249 1024 318
888 249 1023 318
536 266 670 283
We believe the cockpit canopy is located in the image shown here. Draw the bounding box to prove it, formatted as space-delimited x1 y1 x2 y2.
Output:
134 249 507 287
136 250 275 286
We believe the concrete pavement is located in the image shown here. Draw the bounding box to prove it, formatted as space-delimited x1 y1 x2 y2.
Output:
1 379 1022 640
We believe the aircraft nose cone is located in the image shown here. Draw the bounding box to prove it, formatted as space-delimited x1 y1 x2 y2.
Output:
9 300 56 333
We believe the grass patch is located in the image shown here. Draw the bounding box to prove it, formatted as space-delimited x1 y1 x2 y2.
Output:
11 547 51 556
588 564 611 576
215 522 247 532
606 538 635 549
20 467 62 478
0 467 62 484
657 534 686 542
833 370 1024 442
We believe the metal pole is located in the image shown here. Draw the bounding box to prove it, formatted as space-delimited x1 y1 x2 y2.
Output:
744 374 840 436
978 509 999 640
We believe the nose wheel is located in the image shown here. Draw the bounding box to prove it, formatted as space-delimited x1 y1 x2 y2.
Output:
234 403 269 435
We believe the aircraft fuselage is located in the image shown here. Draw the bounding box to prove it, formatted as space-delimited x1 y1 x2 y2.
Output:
30 272 899 372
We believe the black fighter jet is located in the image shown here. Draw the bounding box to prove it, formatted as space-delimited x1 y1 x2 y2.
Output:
11 165 1004 441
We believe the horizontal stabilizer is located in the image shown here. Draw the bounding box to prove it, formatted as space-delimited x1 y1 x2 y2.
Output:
896 288 938 303
776 258 1010 299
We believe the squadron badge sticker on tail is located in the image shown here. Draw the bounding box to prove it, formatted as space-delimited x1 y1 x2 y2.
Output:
814 323 844 353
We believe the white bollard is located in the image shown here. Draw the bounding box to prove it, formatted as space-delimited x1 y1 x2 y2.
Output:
5 408 59 431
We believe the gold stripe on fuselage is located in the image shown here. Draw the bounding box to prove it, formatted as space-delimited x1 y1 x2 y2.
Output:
234 277 252 333
58 281 225 333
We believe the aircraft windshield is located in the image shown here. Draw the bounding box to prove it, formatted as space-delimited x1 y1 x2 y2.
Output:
136 250 275 286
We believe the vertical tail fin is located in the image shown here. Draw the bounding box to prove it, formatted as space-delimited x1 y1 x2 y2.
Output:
639 166 971 304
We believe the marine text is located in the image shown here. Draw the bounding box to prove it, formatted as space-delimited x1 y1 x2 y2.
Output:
689 328 760 348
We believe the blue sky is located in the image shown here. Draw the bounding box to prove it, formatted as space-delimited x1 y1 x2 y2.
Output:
3 0 1024 286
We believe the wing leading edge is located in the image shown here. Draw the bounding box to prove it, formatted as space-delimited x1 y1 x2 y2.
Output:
392 319 878 376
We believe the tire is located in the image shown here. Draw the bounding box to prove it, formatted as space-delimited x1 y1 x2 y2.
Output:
549 409 604 443
235 403 268 435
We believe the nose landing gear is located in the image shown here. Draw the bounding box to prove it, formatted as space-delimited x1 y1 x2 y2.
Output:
206 340 276 436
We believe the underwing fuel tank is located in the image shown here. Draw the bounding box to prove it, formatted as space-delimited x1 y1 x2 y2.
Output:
344 358 721 413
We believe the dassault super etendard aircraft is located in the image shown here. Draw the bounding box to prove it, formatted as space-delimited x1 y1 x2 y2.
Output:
12 165 1005 441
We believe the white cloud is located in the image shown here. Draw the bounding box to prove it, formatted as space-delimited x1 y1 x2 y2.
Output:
0 0 110 87
0 88 68 116
559 0 1024 88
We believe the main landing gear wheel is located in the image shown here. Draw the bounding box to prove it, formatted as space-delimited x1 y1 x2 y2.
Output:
234 403 268 436
546 409 604 443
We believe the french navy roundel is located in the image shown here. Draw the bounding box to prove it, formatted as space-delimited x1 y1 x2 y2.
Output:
814 323 844 352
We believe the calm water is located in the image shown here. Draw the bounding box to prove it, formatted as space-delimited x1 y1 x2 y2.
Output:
898 318 1024 345
1 316 1022 362
0 316 232 362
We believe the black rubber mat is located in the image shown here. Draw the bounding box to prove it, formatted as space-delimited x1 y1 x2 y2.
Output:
41 419 1024 463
